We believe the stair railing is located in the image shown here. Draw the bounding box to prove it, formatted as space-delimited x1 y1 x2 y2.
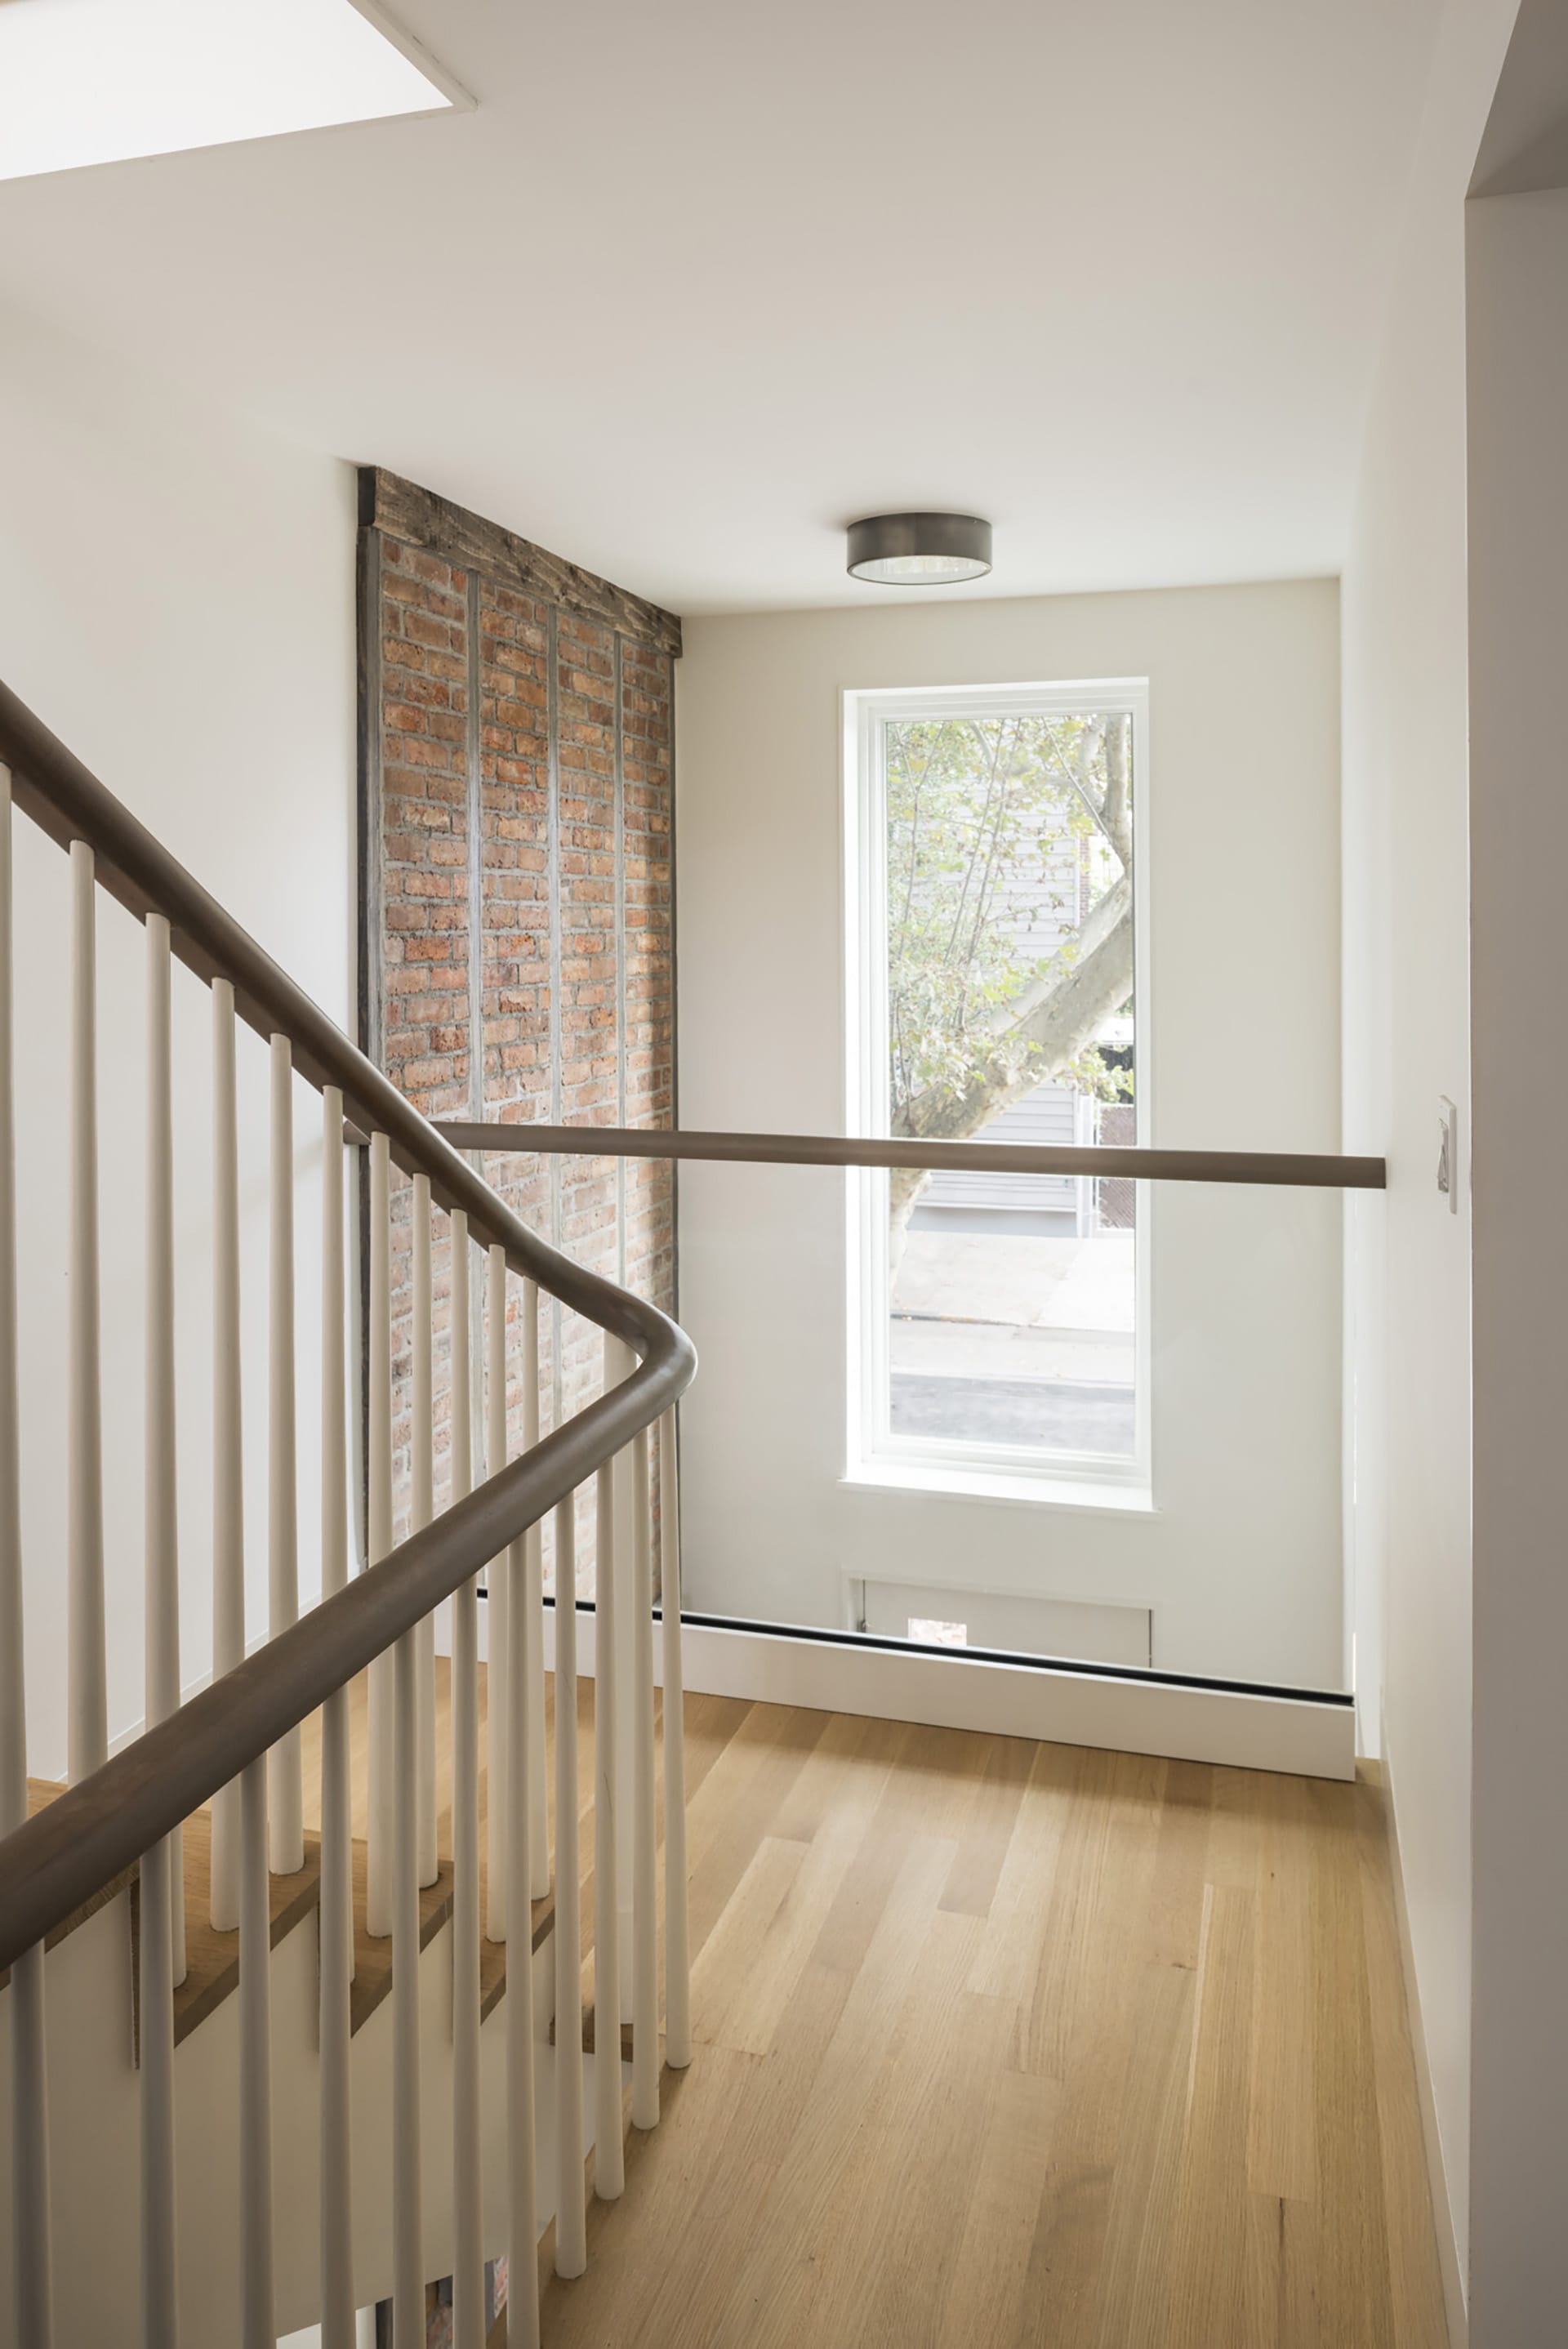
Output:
0 678 695 2349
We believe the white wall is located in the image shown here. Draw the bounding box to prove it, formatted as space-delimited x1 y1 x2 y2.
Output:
1465 179 1568 2349
0 300 358 1777
1339 0 1521 2328
675 581 1345 1692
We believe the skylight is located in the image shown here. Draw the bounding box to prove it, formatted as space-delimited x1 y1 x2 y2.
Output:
0 0 459 185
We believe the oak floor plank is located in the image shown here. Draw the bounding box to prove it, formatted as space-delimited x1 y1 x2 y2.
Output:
967 1739 1074 2004
1088 1955 1200 2349
1247 1772 1319 2203
691 1834 810 2055
683 1703 834 1952
798 1907 1004 2348
1020 1745 1165 2086
1164 1882 1261 2349
699 1733 898 2060
1141 1755 1213 1970
1012 1762 1178 2349
938 2061 1062 2347
694 1836 961 2349
938 1730 1036 1919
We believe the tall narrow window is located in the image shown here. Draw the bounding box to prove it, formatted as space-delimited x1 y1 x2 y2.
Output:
846 680 1148 1498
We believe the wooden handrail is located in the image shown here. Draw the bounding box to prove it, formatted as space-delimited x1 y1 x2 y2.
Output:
0 679 697 1974
434 1120 1387 1191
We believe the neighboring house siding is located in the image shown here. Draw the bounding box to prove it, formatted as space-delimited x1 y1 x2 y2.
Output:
360 477 676 1588
922 1080 1081 1213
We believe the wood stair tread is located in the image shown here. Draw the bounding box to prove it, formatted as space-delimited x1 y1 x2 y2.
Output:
20 1775 555 2054
9 1656 694 2049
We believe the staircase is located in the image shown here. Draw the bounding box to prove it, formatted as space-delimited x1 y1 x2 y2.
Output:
0 680 696 2347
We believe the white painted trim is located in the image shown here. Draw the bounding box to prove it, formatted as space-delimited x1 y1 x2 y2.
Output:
344 0 477 113
542 1605 1353 1781
1382 1749 1468 2347
841 1463 1155 1513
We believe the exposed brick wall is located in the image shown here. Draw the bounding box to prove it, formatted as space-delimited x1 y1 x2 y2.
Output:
475 577 557 1515
374 542 470 1536
555 611 621 1462
377 542 472 1118
362 507 677 1593
621 640 675 1311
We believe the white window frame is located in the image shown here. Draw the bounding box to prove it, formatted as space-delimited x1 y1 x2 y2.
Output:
843 676 1152 1507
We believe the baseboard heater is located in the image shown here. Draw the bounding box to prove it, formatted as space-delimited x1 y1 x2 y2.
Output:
523 1594 1356 1782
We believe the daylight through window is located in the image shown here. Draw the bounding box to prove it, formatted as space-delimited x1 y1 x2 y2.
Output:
849 680 1148 1495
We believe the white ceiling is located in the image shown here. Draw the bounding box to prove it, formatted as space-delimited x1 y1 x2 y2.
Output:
0 0 1445 614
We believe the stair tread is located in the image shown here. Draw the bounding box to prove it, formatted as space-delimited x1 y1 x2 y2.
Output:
21 1772 555 2053
11 1657 679 2053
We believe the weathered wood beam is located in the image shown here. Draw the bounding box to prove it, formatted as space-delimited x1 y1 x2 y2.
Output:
358 466 683 657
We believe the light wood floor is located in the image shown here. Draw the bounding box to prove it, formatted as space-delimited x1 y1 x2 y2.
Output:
30 1667 1450 2342
532 1699 1449 2349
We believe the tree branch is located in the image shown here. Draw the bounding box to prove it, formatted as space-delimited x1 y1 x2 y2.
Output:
893 889 1134 1149
1100 711 1133 870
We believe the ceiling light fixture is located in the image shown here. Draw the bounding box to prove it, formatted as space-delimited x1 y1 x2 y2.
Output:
846 512 992 587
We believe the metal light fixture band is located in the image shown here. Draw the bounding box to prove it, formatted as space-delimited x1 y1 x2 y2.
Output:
846 511 992 586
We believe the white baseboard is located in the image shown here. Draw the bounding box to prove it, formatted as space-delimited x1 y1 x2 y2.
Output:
1381 1751 1468 2347
541 1607 1355 1781
114 1606 1349 1782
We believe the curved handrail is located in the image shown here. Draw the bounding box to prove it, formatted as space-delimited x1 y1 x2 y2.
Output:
0 678 697 1975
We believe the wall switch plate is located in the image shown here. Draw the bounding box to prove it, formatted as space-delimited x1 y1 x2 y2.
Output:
1437 1095 1459 1211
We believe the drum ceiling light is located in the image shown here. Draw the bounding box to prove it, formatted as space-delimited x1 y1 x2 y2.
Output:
846 512 992 586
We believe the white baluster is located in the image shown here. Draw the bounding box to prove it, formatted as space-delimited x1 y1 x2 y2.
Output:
631 1421 659 2130
144 915 185 1981
660 1406 692 2071
140 1830 179 2347
412 1173 438 1888
592 1346 624 2202
522 1279 548 1900
239 1756 274 2349
140 923 181 2347
318 1087 354 2349
608 1343 636 2012
485 1245 509 1944
554 1491 586 2277
367 1133 394 1938
1 769 55 2347
448 1210 485 2349
68 840 106 1781
392 1619 424 2341
210 980 244 1932
268 1036 303 1874
506 1513 539 2349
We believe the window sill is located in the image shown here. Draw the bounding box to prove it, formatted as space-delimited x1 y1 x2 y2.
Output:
842 1460 1156 1514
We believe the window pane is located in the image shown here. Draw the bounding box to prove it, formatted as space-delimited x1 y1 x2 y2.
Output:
882 703 1137 1473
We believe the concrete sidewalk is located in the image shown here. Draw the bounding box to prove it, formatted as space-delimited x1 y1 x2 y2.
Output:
890 1227 1136 1389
